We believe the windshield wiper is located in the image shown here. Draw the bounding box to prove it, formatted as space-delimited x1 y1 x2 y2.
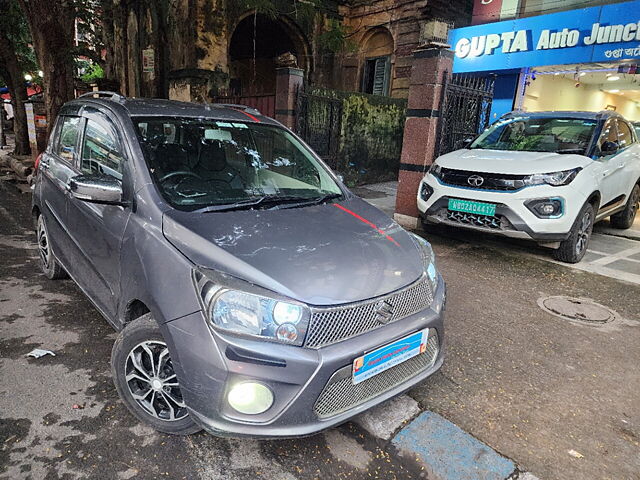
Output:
556 148 585 154
193 193 342 213
276 192 342 209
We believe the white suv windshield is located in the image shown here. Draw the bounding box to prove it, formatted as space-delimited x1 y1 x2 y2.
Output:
134 117 342 211
470 117 597 154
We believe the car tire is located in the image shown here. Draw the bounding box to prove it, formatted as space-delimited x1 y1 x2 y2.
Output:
553 202 594 264
36 214 68 280
111 313 201 435
610 184 639 230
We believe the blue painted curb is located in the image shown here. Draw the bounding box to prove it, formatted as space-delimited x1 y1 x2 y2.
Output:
392 411 516 480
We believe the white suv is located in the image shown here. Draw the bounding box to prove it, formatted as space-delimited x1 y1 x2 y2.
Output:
418 111 640 263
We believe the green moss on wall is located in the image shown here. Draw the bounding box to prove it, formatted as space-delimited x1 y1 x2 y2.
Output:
311 88 407 185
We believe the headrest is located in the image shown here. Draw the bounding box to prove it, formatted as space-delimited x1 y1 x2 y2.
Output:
199 142 227 172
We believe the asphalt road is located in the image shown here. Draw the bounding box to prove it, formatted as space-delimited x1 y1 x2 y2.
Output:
0 181 420 480
1 179 639 479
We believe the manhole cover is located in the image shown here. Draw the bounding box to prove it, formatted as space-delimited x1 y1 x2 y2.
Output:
538 296 618 325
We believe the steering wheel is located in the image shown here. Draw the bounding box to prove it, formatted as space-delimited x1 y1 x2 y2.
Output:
159 171 202 183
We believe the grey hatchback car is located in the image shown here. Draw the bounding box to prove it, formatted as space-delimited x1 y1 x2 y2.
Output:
32 92 446 437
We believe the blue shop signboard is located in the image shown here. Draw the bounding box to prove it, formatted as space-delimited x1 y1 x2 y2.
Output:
449 0 640 73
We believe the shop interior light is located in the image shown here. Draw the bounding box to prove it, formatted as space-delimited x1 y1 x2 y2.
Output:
579 72 586 77
607 89 620 93
607 76 620 81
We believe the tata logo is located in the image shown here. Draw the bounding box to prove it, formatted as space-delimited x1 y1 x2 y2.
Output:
467 175 485 187
374 301 394 324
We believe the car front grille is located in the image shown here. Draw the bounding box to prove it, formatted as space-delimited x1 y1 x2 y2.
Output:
438 167 527 191
304 277 434 349
313 331 439 419
447 210 503 229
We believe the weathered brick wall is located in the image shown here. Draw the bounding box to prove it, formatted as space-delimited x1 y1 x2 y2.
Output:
338 0 472 98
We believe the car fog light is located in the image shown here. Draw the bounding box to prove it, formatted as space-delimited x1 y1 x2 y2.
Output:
276 323 298 342
525 198 564 218
420 182 434 201
227 382 273 415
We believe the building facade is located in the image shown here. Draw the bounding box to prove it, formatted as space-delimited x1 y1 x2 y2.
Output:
105 0 472 102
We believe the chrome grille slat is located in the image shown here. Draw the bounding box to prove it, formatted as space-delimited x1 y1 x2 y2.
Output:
313 331 439 419
304 277 433 349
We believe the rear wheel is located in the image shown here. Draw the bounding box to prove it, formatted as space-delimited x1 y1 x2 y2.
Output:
36 214 67 280
553 203 594 264
610 184 639 230
111 314 201 435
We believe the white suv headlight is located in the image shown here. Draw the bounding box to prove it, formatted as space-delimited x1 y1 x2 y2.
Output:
194 270 310 346
409 233 439 294
523 168 581 187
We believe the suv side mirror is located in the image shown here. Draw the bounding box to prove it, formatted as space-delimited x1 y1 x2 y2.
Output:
600 140 619 155
68 174 125 205
462 137 475 149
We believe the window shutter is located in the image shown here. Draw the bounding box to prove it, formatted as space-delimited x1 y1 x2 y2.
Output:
372 58 387 95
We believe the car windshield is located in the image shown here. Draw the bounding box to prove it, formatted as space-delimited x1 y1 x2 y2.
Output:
470 116 597 154
134 117 342 211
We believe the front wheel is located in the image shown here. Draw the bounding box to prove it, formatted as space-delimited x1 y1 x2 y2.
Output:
610 184 639 230
553 203 594 263
111 314 201 435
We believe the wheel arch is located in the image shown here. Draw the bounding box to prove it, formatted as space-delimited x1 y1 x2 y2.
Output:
122 299 151 327
586 191 601 211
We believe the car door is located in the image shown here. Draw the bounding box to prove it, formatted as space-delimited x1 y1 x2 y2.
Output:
612 119 638 200
65 107 132 319
594 118 626 206
38 115 82 267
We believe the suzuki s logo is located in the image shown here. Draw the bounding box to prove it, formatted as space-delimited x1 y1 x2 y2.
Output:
374 301 394 324
467 175 484 187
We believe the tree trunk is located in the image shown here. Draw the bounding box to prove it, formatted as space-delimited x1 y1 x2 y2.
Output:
0 33 31 155
17 0 76 137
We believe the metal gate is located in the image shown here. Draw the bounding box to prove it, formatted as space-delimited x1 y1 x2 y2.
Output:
437 74 495 156
211 93 276 118
295 90 342 169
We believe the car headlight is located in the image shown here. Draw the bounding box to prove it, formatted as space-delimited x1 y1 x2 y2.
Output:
428 163 442 179
194 270 310 346
523 168 581 187
409 233 439 294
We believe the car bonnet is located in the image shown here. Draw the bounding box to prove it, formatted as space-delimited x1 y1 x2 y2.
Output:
162 197 424 306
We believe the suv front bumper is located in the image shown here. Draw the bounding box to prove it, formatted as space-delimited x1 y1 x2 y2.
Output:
162 278 446 438
417 175 587 242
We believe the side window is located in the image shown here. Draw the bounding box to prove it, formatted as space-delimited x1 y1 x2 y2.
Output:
597 119 618 156
616 120 634 148
56 116 81 162
80 117 125 180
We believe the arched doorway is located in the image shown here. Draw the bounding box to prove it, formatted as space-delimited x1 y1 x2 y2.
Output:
361 28 394 96
229 13 309 96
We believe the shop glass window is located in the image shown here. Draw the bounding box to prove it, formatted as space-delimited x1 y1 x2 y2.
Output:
56 116 81 162
362 56 390 96
81 117 124 180
615 120 634 148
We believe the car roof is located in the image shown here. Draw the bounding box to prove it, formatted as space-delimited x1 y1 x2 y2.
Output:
65 94 281 126
501 110 623 121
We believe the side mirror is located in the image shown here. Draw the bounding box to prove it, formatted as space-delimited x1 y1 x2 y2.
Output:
600 140 619 155
462 137 475 148
68 174 125 205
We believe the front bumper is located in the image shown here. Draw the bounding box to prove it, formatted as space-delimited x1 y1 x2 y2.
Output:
417 175 587 242
162 278 446 438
